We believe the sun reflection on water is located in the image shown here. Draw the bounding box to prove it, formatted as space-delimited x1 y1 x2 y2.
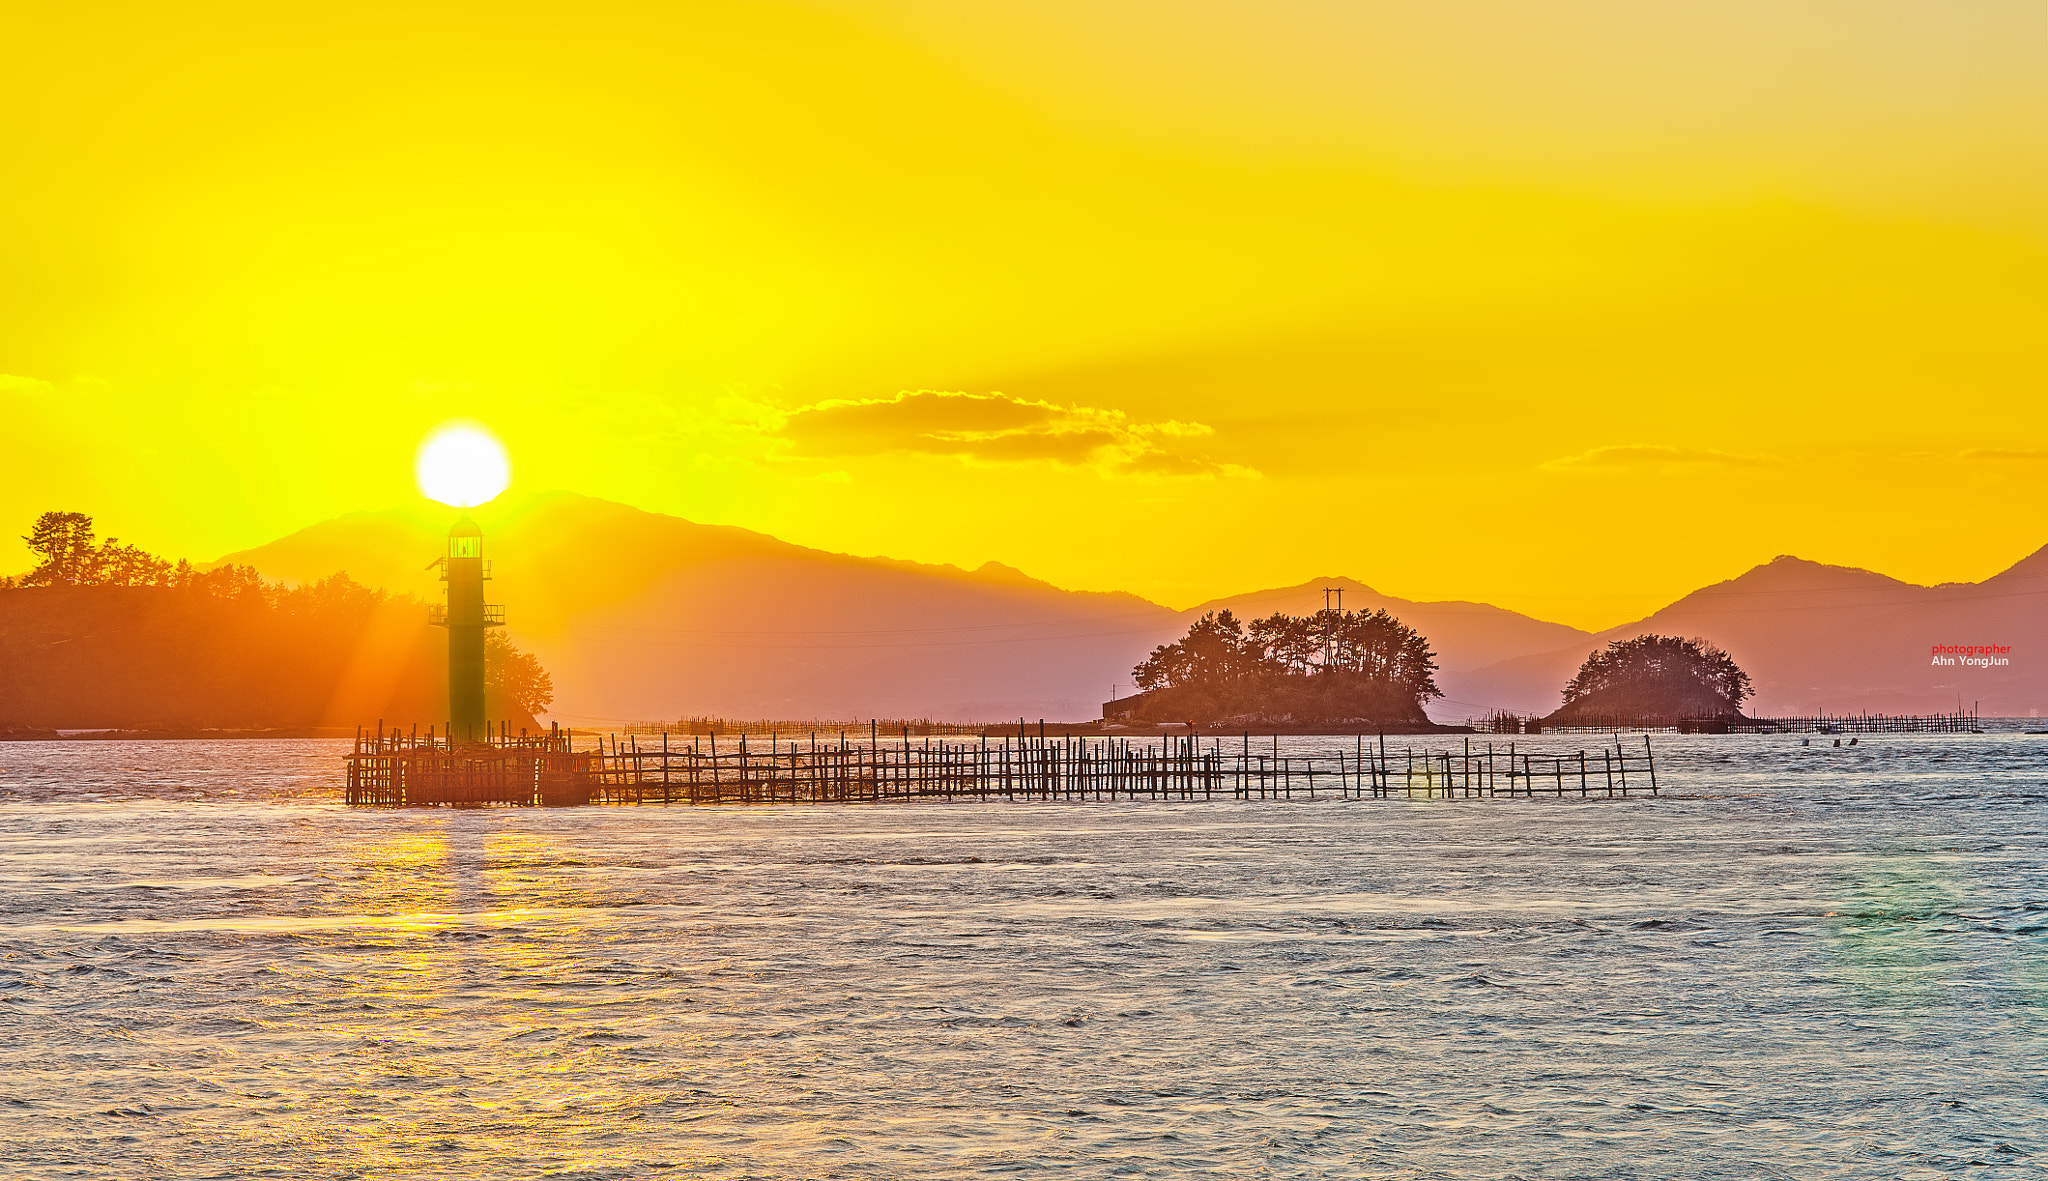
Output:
8 735 2048 1176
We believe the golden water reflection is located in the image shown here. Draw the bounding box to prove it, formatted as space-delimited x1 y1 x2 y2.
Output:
14 734 2048 1176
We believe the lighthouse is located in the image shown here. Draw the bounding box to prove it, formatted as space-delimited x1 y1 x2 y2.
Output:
429 515 504 743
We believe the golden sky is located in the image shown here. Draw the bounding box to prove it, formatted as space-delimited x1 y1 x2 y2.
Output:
4 1 2045 628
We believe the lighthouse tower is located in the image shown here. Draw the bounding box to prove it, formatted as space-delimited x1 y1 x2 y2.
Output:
429 515 504 744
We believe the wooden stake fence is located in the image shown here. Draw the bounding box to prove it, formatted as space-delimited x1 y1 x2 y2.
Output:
1481 708 1979 735
569 730 1655 806
348 724 1658 807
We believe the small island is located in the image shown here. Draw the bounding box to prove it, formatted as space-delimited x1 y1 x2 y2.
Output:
1542 634 1753 731
1103 607 1449 732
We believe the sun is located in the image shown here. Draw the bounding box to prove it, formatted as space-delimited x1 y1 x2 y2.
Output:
415 421 511 507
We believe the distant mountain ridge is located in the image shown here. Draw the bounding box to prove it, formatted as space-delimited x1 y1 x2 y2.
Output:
215 494 2048 722
213 493 1588 723
217 492 1179 723
1178 577 1593 673
1452 550 2048 718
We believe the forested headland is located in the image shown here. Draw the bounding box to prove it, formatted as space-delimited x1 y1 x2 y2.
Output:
0 512 552 736
1112 607 1445 729
1542 634 1751 726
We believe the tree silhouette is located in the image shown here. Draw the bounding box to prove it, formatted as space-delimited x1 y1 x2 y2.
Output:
1134 610 1251 691
22 512 173 588
22 512 98 586
1557 635 1751 719
1129 607 1439 724
487 630 555 716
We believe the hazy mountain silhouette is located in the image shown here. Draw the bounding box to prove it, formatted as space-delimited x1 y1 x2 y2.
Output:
216 494 1592 724
1179 578 1593 672
216 494 2048 722
218 492 1176 723
1453 550 2048 718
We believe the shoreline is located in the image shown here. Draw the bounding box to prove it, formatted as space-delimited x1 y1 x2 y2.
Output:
0 726 368 742
1 720 1473 742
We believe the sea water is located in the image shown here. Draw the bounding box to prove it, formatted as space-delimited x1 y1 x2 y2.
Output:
1 734 2044 1179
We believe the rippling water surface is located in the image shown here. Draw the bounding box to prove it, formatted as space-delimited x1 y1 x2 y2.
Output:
2 734 2045 1179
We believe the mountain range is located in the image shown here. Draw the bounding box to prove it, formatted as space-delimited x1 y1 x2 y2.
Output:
1450 550 2048 720
216 492 2048 723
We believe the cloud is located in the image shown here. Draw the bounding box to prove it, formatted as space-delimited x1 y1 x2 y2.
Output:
0 373 56 397
1961 449 2048 462
1543 445 1770 472
775 390 1249 477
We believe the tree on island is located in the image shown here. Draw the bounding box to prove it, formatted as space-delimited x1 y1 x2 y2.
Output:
487 630 555 717
1548 634 1752 723
1125 607 1440 725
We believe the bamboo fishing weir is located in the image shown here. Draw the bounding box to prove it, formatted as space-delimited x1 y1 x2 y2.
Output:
346 723 600 807
1483 707 1982 735
346 722 1658 807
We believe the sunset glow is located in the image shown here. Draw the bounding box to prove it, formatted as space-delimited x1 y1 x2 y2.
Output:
7 12 2046 1173
2 2 2043 626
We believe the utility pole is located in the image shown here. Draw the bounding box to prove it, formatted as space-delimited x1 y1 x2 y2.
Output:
1322 586 1343 672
